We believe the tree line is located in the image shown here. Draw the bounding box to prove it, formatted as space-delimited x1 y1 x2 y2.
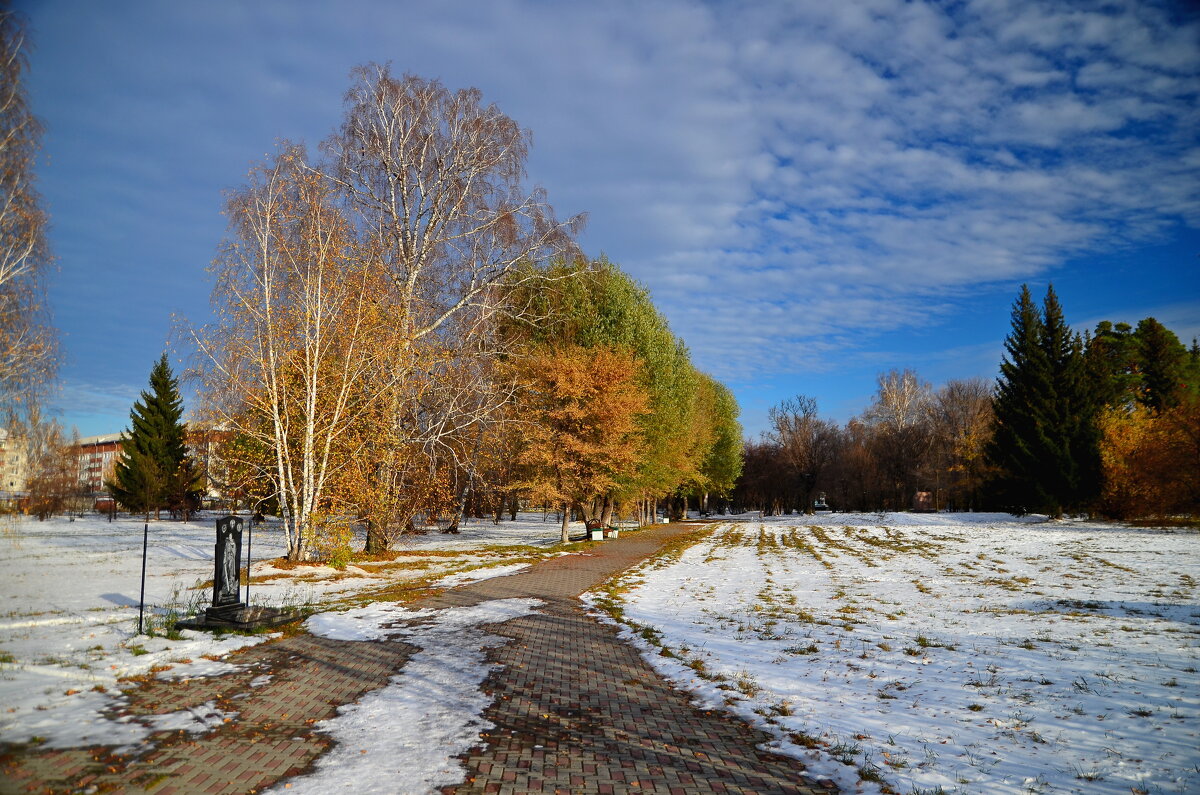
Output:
182 66 741 559
991 285 1199 519
735 284 1199 521
2 51 742 545
734 371 994 515
6 12 1192 537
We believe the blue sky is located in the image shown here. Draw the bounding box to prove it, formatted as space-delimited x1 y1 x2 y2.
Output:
15 0 1200 439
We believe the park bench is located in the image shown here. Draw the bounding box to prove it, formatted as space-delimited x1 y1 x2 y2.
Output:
585 518 637 540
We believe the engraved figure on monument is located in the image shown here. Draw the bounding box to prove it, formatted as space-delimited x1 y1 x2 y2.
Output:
212 516 244 609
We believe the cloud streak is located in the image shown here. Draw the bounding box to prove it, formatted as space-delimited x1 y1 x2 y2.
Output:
19 0 1199 435
620 0 1199 383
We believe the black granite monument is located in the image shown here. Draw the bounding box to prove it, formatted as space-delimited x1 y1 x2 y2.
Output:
207 515 246 622
175 516 301 632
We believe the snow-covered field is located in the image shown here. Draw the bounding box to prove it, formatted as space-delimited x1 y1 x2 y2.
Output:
0 510 574 750
586 513 1200 795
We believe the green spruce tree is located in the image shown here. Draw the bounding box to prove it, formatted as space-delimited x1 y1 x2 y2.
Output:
107 354 199 518
1134 318 1189 412
988 285 1050 513
1085 321 1138 409
1189 338 1200 396
1040 287 1100 514
987 285 1099 517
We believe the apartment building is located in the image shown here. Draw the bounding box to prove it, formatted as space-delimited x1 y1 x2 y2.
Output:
76 433 123 495
0 427 28 499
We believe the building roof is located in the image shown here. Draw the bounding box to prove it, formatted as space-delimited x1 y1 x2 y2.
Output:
78 433 124 446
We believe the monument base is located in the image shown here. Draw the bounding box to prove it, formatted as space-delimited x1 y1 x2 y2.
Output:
175 604 302 633
206 602 248 622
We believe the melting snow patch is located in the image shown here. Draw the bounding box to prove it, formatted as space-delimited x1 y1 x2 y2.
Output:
142 700 237 735
432 563 531 589
277 598 541 794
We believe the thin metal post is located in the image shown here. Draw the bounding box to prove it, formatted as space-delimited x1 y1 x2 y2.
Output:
245 518 252 605
138 521 148 635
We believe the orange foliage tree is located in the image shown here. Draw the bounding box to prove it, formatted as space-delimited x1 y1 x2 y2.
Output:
510 344 648 541
1098 395 1200 520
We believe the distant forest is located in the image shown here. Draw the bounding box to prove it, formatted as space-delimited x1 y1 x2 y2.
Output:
732 284 1199 521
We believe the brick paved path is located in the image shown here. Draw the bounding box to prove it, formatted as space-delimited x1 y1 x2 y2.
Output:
1 523 831 794
1 634 419 794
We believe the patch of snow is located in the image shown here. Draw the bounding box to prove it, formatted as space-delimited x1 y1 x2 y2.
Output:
279 598 542 794
305 603 412 642
0 511 571 748
432 563 531 589
142 700 237 735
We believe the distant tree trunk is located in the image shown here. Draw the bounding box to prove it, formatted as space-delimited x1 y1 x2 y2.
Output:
448 471 479 533
560 500 571 543
600 494 614 527
364 520 388 554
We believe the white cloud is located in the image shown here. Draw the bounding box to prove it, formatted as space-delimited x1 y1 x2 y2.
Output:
20 0 1200 429
605 0 1200 381
53 381 140 429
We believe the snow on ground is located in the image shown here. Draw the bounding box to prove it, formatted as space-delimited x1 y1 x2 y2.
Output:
0 510 577 749
586 513 1200 795
275 598 541 794
432 562 532 588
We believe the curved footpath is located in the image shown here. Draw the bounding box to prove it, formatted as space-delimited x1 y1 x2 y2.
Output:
2 522 832 795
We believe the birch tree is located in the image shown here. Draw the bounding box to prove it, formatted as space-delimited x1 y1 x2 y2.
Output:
327 65 580 344
929 377 993 510
320 66 580 552
198 146 381 560
864 368 934 508
196 68 580 558
0 8 57 422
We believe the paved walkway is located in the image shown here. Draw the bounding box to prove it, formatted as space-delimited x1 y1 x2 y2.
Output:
1 523 832 795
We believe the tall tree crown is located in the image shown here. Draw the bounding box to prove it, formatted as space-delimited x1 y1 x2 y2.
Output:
108 354 197 517
1135 317 1189 412
0 7 58 422
987 284 1098 517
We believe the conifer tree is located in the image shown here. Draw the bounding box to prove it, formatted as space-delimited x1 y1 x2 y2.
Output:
987 285 1047 511
108 354 198 518
1085 321 1138 409
1134 318 1189 412
1190 338 1200 394
987 285 1098 517
1041 286 1100 513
